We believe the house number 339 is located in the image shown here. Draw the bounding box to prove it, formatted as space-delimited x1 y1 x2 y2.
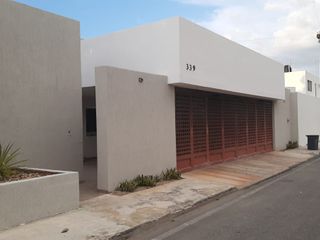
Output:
186 64 196 71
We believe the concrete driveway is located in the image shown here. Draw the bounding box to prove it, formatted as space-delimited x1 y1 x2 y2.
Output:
0 149 317 240
183 150 314 189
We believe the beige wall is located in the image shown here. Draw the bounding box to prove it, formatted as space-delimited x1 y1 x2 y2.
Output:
96 66 176 191
0 1 83 173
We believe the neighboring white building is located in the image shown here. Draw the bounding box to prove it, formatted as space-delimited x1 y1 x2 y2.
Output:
285 70 320 98
81 17 285 191
0 1 83 174
273 70 320 149
274 88 320 148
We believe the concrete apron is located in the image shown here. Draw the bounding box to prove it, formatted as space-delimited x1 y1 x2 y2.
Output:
0 149 318 240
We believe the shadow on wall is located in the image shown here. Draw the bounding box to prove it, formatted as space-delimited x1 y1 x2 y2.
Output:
82 87 97 160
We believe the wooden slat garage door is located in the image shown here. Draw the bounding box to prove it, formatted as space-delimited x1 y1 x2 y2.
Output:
176 88 273 171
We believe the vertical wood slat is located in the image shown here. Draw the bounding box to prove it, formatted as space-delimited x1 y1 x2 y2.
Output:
189 95 193 165
205 97 210 161
175 88 273 171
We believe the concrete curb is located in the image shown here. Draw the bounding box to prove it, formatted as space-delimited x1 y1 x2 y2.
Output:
110 187 237 240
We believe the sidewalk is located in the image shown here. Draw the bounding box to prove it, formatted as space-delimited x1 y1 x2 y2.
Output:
0 149 318 240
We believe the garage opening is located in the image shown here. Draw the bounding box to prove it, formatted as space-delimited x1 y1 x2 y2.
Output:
175 88 273 171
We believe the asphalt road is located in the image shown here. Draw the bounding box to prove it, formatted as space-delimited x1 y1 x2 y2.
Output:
120 156 320 240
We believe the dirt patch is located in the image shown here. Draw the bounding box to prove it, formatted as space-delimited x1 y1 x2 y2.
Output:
0 169 56 183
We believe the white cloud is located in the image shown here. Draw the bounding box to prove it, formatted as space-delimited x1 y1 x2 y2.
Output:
177 0 320 75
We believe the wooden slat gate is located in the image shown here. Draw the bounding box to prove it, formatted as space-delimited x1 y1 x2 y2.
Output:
175 88 273 171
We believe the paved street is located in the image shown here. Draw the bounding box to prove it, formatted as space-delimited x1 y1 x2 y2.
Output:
1 150 315 240
124 156 320 240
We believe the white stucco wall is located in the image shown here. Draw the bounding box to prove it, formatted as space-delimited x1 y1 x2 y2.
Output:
81 17 180 87
285 71 320 97
273 89 293 150
273 88 320 148
290 93 299 142
294 92 320 146
0 169 79 231
177 18 284 100
285 71 306 94
95 66 176 191
305 71 320 97
82 17 284 100
0 1 83 173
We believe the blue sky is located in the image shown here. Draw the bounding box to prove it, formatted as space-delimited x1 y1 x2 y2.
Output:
14 0 320 74
15 0 215 39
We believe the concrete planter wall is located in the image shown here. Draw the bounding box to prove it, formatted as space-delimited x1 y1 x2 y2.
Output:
0 168 79 231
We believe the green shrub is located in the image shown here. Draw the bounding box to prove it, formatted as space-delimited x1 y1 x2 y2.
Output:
117 169 182 192
286 141 298 149
117 180 137 192
161 168 182 181
0 143 25 181
134 174 158 187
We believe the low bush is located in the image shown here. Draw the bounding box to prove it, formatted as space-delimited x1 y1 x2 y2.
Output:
134 174 158 187
286 141 298 149
117 169 182 192
161 168 182 181
117 180 138 192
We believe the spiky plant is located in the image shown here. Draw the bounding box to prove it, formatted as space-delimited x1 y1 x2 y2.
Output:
0 143 26 181
161 168 182 181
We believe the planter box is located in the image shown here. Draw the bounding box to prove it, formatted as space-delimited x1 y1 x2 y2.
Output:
0 168 79 231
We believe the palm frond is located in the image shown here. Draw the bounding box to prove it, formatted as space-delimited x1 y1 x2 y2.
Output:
0 143 26 180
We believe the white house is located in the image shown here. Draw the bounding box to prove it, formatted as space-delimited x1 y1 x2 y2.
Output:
3 0 320 198
273 70 320 148
285 70 320 97
81 17 285 191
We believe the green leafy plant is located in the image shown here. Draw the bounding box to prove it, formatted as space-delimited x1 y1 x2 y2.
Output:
117 169 182 192
117 180 138 192
0 143 26 181
286 141 298 149
161 168 182 181
134 174 158 187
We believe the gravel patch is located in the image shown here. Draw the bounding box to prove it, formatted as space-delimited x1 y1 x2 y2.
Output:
0 169 56 183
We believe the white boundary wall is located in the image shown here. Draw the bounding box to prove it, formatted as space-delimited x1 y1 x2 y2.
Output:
0 1 83 174
95 66 176 191
273 89 293 150
0 169 79 231
274 88 320 149
294 92 320 146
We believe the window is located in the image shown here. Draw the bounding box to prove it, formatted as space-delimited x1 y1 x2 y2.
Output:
307 80 312 92
86 108 96 136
